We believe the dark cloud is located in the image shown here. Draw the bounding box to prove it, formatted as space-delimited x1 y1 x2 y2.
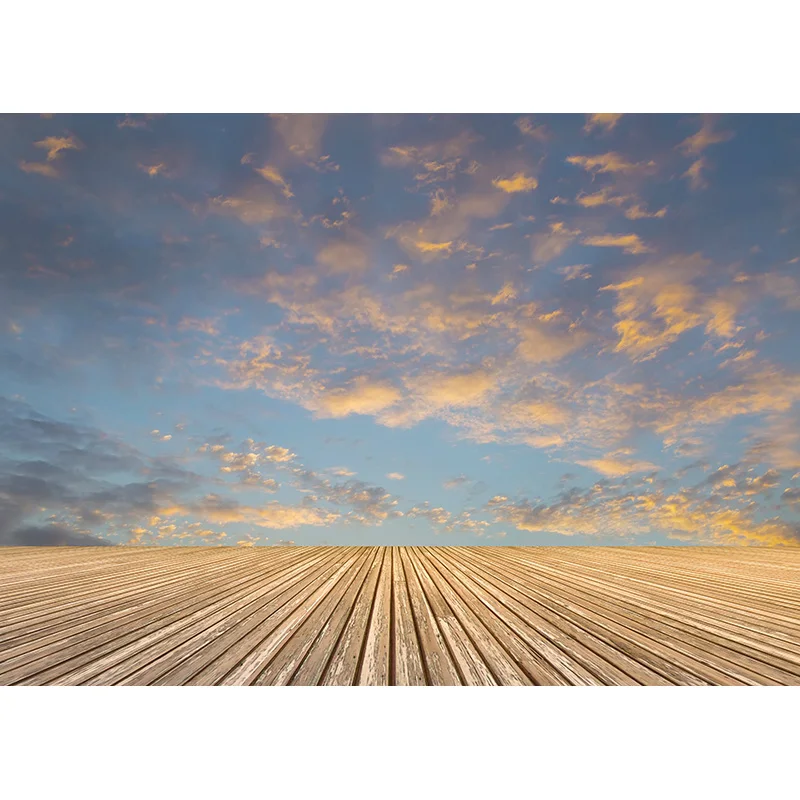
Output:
0 395 203 545
7 525 113 547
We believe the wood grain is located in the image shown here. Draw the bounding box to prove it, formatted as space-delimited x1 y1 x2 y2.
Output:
1 546 799 685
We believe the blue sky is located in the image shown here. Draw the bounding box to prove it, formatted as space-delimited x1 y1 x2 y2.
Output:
2 112 800 547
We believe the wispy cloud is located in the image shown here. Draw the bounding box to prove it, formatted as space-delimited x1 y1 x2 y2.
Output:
584 114 623 134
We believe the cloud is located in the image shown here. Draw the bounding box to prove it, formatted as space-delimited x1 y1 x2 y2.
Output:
599 253 746 360
271 114 328 160
138 163 167 177
178 317 220 335
316 238 371 275
381 130 479 172
515 322 591 364
290 469 401 523
4 524 113 547
625 204 667 220
208 189 292 225
117 115 154 130
254 164 294 198
0 396 203 546
558 264 591 281
575 187 630 208
492 173 538 193
408 368 496 409
485 468 800 545
744 418 800 472
567 152 656 175
219 451 260 473
262 445 296 463
18 161 59 178
678 118 734 156
315 376 401 419
658 369 800 439
576 456 658 477
584 114 623 134
583 233 652 254
386 472 405 480
387 191 508 260
34 135 82 161
406 502 451 526
508 399 570 427
683 158 707 191
194 494 339 529
530 222 580 263
515 117 549 141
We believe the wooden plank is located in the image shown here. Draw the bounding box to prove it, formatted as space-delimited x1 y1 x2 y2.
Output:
396 547 460 686
392 547 427 686
498 548 800 671
1 546 799 686
129 548 355 686
357 547 393 686
254 548 376 686
216 549 365 686
422 547 583 685
434 547 653 685
0 550 252 653
403 547 497 686
491 548 800 684
7 548 325 685
320 547 386 686
470 548 789 685
290 548 381 686
413 547 532 686
0 550 273 671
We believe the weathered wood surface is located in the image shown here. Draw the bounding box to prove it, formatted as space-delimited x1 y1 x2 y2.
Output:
1 546 799 686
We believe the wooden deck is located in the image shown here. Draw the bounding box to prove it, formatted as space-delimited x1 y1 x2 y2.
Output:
1 546 799 685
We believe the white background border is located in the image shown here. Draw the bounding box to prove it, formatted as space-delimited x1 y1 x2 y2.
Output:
2 1 798 796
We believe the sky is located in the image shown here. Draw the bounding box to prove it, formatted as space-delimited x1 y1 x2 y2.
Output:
1 112 800 548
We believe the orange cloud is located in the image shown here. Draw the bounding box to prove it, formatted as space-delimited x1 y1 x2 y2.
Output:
315 376 401 419
678 118 734 156
575 187 630 207
567 152 655 175
34 135 82 161
410 369 496 409
492 173 538 193
683 158 707 190
387 191 508 260
254 164 294 198
209 190 292 225
583 233 652 254
138 163 167 177
509 400 570 427
515 117 549 141
19 161 58 178
584 114 623 134
625 204 667 220
598 253 745 360
576 456 658 477
515 322 590 364
381 130 479 170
